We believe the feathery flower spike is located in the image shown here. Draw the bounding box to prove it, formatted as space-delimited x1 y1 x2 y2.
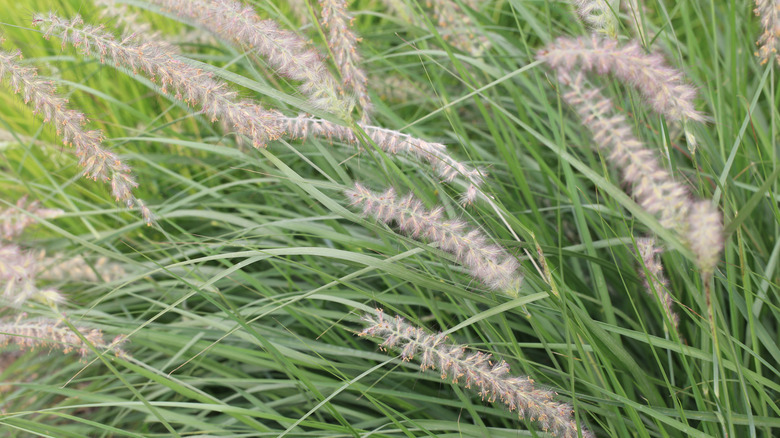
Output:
277 115 486 198
40 254 126 283
635 238 680 333
360 309 593 438
34 13 282 149
623 0 648 41
754 0 780 66
538 35 706 123
94 0 156 37
319 0 372 121
426 0 490 56
287 0 312 23
685 200 723 275
0 317 127 359
557 72 691 229
145 0 351 115
571 0 619 37
0 244 64 307
550 71 723 272
0 44 151 224
0 197 63 241
345 183 522 292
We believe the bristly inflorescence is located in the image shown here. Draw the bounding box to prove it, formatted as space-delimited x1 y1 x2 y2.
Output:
345 183 522 293
360 309 593 438
754 0 780 66
36 11 485 206
0 43 151 225
685 200 724 275
319 0 372 121
0 198 64 307
0 318 127 359
93 0 156 37
426 0 490 56
276 115 486 202
0 244 64 307
559 72 692 229
571 0 619 37
551 71 723 274
145 0 351 116
538 35 706 123
0 197 63 241
635 238 680 334
33 12 283 149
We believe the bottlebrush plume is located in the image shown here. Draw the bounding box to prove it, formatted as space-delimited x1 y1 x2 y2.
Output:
571 0 619 37
0 44 151 225
40 254 126 283
754 0 780 65
552 71 723 272
537 35 706 123
319 0 372 121
0 244 64 307
360 309 593 438
276 115 486 196
145 0 351 115
93 0 156 37
426 0 490 56
345 183 522 293
685 201 723 275
0 318 126 359
558 72 691 229
36 14 484 205
34 13 282 149
0 197 63 241
635 238 680 333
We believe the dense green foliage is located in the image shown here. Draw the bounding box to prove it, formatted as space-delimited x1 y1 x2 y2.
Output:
0 0 778 437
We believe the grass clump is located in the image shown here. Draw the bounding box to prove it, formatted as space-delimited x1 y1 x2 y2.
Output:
0 1 777 437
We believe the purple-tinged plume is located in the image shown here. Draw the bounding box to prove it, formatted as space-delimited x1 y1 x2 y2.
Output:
34 13 282 149
427 0 490 56
0 197 62 241
319 0 372 121
558 72 691 229
0 317 127 359
0 244 64 307
277 115 485 201
538 35 706 123
360 309 593 438
546 71 723 273
145 0 350 115
345 183 521 293
0 44 151 224
635 238 680 333
685 201 723 275
754 0 780 66
571 0 619 37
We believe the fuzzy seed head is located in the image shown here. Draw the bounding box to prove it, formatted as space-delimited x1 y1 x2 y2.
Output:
0 318 127 359
276 115 486 203
360 309 593 438
0 38 150 224
754 0 780 66
145 0 352 116
34 12 282 151
345 183 522 292
0 197 63 241
635 238 680 332
537 35 706 123
685 201 723 274
572 0 620 37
